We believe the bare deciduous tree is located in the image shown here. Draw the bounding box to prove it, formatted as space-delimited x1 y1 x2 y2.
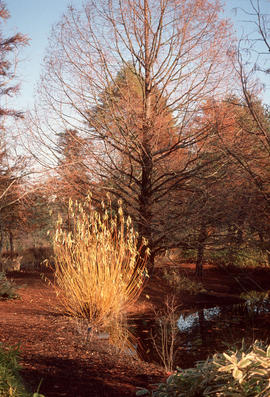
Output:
225 0 270 262
32 0 234 269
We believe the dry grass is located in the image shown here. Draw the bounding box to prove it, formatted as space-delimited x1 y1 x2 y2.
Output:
51 195 148 346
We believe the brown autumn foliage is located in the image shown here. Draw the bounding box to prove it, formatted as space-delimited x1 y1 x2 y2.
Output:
192 96 270 267
54 129 91 205
198 97 270 200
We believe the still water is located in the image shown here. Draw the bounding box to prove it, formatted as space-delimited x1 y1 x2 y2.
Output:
131 297 270 368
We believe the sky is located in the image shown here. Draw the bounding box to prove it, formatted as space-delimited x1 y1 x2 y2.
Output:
4 0 270 112
5 0 83 110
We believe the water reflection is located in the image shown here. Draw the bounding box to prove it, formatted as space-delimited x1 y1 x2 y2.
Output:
132 297 270 368
177 306 221 332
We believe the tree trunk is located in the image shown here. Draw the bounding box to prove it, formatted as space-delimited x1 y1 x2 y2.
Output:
138 147 153 269
0 230 3 255
0 215 3 255
9 231 14 257
138 0 154 274
195 223 207 279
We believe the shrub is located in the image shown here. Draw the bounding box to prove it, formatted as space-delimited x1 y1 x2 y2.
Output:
181 248 268 268
162 269 206 295
0 254 22 272
137 340 270 396
151 297 180 372
51 195 148 346
19 247 53 270
0 343 45 397
0 343 27 397
240 290 270 312
221 248 268 268
0 272 19 300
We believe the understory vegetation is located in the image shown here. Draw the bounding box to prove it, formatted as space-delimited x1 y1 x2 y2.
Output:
181 248 269 269
0 344 44 397
0 272 19 300
162 269 206 295
137 341 270 397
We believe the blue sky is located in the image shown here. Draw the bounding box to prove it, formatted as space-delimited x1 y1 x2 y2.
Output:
4 0 270 111
5 0 83 110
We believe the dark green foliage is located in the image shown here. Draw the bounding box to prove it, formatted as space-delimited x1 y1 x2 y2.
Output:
0 344 45 397
181 247 268 268
162 268 206 295
137 341 270 397
0 272 19 300
0 343 29 397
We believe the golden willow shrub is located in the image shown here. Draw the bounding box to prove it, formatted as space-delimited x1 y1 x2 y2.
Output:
52 194 148 341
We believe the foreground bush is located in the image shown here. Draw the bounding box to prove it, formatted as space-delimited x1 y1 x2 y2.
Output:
0 272 19 300
0 343 44 397
137 341 270 396
52 195 148 344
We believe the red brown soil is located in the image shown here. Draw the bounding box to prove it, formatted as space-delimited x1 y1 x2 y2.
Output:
1 263 270 397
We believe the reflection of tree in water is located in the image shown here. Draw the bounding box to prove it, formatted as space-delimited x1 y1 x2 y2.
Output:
198 309 206 344
180 302 270 363
131 299 270 368
129 317 160 363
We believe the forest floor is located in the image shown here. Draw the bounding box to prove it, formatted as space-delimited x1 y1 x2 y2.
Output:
1 262 270 397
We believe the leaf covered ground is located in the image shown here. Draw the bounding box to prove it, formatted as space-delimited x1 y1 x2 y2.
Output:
0 265 270 397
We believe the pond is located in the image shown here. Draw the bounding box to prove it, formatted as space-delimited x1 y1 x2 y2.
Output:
130 295 270 368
